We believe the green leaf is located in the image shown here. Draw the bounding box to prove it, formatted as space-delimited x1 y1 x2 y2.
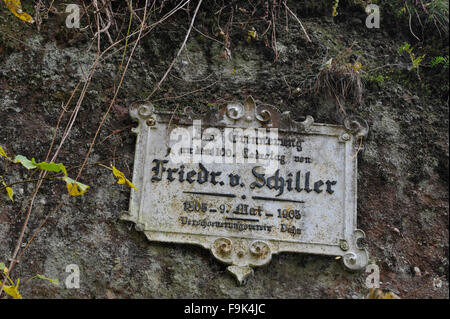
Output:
32 158 67 176
14 156 67 176
35 274 60 286
14 155 37 170
0 262 5 270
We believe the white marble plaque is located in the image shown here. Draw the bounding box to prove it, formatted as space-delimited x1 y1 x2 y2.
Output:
123 96 369 284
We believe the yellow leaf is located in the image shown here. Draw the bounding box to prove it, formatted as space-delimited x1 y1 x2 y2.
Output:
3 278 22 299
62 176 90 196
66 183 87 196
247 29 257 43
6 187 14 202
1 179 14 202
3 286 21 299
367 288 401 299
349 61 362 72
332 0 339 17
112 166 138 190
3 0 34 23
0 146 9 160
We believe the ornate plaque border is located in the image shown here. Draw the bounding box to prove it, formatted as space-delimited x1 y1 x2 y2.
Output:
122 96 369 285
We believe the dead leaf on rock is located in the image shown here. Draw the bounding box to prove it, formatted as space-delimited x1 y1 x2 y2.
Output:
3 0 34 23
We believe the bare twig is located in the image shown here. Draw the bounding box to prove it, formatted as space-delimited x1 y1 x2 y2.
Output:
75 0 150 182
284 2 311 43
152 80 219 102
146 0 204 99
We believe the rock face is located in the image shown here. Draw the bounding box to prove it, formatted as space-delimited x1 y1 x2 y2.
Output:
0 1 448 298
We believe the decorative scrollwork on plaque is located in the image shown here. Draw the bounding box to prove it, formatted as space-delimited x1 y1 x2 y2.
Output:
183 106 196 120
300 115 315 131
255 106 272 123
210 237 273 285
226 96 275 124
249 240 270 259
342 229 369 271
226 103 245 120
137 103 154 119
213 237 232 257
344 115 369 139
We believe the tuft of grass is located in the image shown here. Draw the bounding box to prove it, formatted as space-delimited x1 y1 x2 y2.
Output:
391 0 449 38
427 0 449 36
313 46 363 118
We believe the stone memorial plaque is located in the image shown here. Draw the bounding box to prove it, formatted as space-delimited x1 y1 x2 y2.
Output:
123 96 369 284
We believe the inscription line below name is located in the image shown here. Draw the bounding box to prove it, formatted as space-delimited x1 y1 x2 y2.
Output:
252 196 305 204
225 217 260 222
183 191 236 198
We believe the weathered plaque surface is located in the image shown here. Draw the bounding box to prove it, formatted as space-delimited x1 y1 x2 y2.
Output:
123 96 369 284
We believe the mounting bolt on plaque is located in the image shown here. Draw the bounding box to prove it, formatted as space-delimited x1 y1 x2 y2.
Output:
146 118 156 126
339 240 349 251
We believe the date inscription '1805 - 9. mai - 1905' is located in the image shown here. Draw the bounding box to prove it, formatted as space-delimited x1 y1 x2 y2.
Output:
122 96 370 285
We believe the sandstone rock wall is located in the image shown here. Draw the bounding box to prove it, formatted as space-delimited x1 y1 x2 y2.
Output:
0 0 448 298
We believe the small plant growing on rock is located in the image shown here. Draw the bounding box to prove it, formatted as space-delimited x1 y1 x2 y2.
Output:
430 55 449 68
1 262 59 299
398 42 425 79
313 46 363 119
332 0 339 17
